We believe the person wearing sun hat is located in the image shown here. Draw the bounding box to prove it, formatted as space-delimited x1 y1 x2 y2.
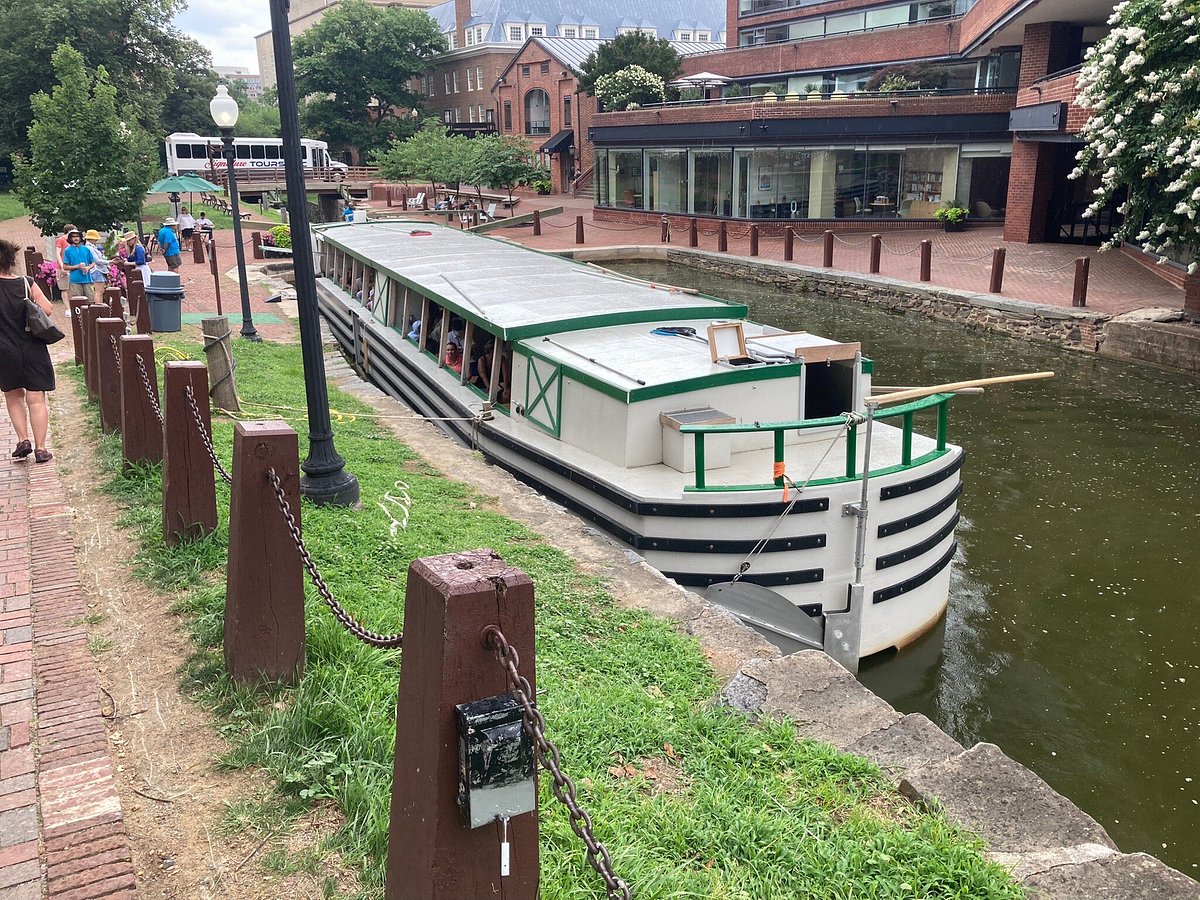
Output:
84 229 110 300
123 231 152 284
157 217 182 271
61 228 95 299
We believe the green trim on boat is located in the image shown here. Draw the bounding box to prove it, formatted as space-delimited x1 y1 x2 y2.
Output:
682 449 950 492
862 358 874 374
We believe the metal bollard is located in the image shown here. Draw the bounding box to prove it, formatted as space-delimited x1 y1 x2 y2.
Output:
784 228 794 262
161 362 217 546
718 220 728 253
225 421 305 685
919 240 932 282
822 230 834 268
532 209 541 236
575 215 584 245
1072 257 1090 307
95 318 125 434
749 224 759 257
82 304 108 403
869 234 882 274
119 335 162 469
989 248 1007 294
689 217 698 248
385 550 538 899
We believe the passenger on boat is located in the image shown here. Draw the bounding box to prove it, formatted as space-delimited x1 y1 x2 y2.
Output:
477 340 510 403
406 319 421 342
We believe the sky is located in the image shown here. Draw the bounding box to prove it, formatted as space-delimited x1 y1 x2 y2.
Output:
175 0 271 72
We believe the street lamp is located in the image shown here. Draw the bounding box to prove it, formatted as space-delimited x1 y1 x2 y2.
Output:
210 84 260 342
267 0 360 506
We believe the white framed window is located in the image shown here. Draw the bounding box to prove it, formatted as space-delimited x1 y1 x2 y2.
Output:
507 23 523 41
696 31 711 40
677 30 692 40
465 29 474 45
476 26 486 43
478 104 486 120
453 71 460 93
529 24 545 36
561 26 577 37
448 32 457 49
469 106 476 122
426 75 434 96
582 26 599 38
454 107 460 123
477 66 484 90
467 68 474 91
444 73 451 93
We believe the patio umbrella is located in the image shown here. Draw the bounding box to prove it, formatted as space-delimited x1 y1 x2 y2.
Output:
670 72 732 87
149 174 222 194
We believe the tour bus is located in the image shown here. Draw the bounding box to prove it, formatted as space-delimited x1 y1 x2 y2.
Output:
165 133 348 177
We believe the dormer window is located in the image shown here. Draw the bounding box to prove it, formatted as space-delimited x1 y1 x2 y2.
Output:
677 30 693 40
508 24 523 41
696 31 711 40
561 26 577 37
582 26 599 38
529 24 546 36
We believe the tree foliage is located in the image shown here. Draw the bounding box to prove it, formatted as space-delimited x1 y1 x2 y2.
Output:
863 63 954 92
593 65 667 111
14 45 156 235
0 0 211 157
1073 0 1200 269
470 134 544 203
294 0 445 158
577 32 682 97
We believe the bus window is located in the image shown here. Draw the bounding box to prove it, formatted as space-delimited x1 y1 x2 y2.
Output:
191 144 206 157
266 145 279 159
251 144 265 159
236 145 250 159
176 144 192 159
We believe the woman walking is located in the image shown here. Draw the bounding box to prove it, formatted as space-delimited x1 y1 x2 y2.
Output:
0 239 56 463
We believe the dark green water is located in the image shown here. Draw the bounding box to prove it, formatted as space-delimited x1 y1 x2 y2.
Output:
613 260 1200 876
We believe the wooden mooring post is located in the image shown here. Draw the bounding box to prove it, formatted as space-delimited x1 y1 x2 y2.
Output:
67 293 88 365
689 217 698 248
83 304 108 403
225 421 305 684
386 549 539 899
749 224 759 257
1072 257 1090 307
718 220 728 253
575 215 585 245
919 240 933 282
96 318 125 433
784 228 794 262
23 246 42 279
128 273 152 334
119 335 162 468
532 209 541 236
104 286 124 319
869 234 882 274
822 230 835 268
161 361 217 545
989 248 1007 294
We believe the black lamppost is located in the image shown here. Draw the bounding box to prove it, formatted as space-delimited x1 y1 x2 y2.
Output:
209 85 260 342
267 0 360 506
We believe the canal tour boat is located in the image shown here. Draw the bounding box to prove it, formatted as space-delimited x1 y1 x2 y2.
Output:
313 220 966 667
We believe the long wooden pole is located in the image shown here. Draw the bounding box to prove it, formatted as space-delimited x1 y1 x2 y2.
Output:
867 371 1054 406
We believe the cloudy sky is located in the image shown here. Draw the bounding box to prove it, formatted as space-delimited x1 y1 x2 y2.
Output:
176 0 271 72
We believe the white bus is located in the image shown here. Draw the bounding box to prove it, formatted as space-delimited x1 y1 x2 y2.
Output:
165 133 347 176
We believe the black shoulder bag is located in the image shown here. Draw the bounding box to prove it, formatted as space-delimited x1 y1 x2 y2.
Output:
22 277 66 344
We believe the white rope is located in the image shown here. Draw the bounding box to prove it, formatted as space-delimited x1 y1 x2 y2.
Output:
377 479 412 537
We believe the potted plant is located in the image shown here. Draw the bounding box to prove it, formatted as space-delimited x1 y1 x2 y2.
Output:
532 178 553 195
804 82 823 101
934 204 969 232
262 224 294 258
35 260 61 300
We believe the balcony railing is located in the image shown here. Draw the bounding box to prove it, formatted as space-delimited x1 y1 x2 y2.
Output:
624 86 1015 112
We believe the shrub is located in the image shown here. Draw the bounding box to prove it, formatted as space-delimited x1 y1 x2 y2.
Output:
270 225 292 248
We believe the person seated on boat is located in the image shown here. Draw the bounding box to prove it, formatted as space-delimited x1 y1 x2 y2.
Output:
406 319 421 343
477 339 511 403
445 340 464 375
426 314 442 355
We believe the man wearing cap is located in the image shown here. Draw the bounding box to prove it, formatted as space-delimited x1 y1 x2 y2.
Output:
157 218 182 271
61 229 95 300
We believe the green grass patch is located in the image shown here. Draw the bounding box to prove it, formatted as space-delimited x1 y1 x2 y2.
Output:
71 337 1022 899
0 190 28 222
139 200 281 232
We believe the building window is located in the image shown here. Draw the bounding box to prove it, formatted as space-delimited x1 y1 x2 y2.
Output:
444 110 452 123
448 32 457 49
469 106 476 122
426 75 434 96
477 65 484 89
521 64 531 77
677 31 693 40
466 68 474 91
453 71 460 93
486 107 494 122
466 29 474 45
697 31 711 40
582 26 599 38
444 73 451 93
561 26 577 37
529 25 545 36
524 89 550 135
508 24 523 41
540 62 550 75
503 100 512 131
454 107 460 123
563 94 572 123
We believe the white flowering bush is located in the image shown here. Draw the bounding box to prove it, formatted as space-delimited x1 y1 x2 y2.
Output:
1073 0 1200 271
594 65 666 111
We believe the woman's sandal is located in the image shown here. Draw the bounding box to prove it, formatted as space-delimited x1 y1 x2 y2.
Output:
11 440 32 459
34 449 52 464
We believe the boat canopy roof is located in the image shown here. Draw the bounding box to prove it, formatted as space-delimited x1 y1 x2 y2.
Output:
316 221 747 340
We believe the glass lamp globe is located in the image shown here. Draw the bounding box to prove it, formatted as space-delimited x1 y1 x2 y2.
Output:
210 85 240 129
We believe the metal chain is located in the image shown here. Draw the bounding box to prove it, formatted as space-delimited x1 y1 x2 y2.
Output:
108 335 122 373
265 468 404 648
134 353 164 426
482 626 632 900
183 383 232 484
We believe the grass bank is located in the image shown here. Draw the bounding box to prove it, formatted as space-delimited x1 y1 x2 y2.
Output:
139 200 282 230
0 190 28 222
74 333 1022 899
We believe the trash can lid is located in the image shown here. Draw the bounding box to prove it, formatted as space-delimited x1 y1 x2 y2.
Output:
148 272 182 290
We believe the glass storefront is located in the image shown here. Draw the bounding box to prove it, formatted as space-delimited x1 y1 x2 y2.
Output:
596 144 1007 220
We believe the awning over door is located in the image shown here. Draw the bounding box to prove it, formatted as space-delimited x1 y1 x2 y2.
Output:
540 129 574 155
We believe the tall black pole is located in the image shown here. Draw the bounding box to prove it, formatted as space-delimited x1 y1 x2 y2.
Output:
220 131 260 342
268 0 360 506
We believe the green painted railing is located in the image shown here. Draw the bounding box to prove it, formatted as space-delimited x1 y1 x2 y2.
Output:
679 393 952 492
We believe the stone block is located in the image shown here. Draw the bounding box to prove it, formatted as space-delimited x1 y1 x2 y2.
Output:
685 607 781 681
1021 851 1200 899
846 713 963 780
900 742 1116 855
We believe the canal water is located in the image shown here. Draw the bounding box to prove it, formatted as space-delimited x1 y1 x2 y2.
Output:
612 260 1200 876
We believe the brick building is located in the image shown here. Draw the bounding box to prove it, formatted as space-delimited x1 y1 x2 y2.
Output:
586 0 1155 256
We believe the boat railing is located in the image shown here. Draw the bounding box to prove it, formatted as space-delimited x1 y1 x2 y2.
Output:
679 393 951 491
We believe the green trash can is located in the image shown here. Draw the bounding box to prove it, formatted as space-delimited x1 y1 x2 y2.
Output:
146 272 183 332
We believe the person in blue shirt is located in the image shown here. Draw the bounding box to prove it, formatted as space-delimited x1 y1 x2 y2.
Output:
157 218 182 271
342 203 356 222
61 230 96 301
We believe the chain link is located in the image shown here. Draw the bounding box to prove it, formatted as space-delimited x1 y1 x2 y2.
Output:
265 467 404 648
134 353 164 426
108 334 122 373
184 383 232 484
483 626 632 900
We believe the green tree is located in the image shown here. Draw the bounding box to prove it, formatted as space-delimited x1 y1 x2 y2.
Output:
577 31 682 97
13 44 156 235
1073 0 1200 269
0 0 211 157
469 134 543 206
374 120 472 195
294 0 446 158
237 102 282 138
162 69 221 136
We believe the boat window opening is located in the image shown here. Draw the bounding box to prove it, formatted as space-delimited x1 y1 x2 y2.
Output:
423 301 443 355
418 297 432 351
441 315 466 372
803 359 856 418
478 339 512 406
398 284 419 340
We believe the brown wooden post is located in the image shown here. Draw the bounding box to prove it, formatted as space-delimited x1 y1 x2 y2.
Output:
575 215 584 245
161 362 217 545
103 286 122 315
689 217 698 248
822 230 834 268
784 228 794 261
128 274 152 335
532 209 541 236
386 188 394 208
23 247 40 279
869 234 882 274
67 293 88 365
660 217 669 243
385 549 538 900
225 421 305 685
192 234 206 264
989 248 1007 293
1072 256 1090 307
82 304 108 402
918 240 932 282
718 220 728 253
96 318 125 433
749 224 759 257
120 335 162 468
